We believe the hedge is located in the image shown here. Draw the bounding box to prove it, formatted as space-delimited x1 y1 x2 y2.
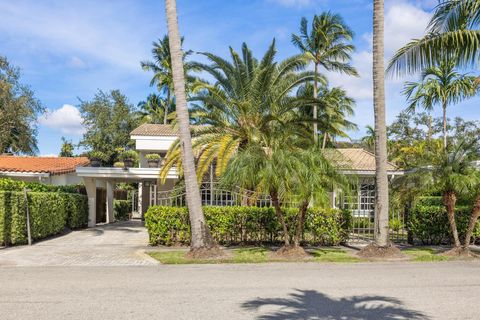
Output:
0 191 88 246
0 177 81 193
114 200 131 221
409 197 480 245
145 205 350 246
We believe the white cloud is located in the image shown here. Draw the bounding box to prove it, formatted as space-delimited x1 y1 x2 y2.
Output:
68 56 87 69
39 104 85 135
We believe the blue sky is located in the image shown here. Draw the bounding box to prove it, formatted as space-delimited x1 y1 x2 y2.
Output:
1 0 478 156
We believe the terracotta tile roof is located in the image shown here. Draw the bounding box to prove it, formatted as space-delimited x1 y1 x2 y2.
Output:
324 148 398 172
0 156 90 175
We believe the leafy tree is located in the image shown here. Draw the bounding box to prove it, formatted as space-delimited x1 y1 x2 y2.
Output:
403 58 478 149
59 137 74 157
0 56 43 155
360 125 375 152
160 41 315 181
165 0 216 254
292 12 358 142
78 90 139 165
388 0 480 75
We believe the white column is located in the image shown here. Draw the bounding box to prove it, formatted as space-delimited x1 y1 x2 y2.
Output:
84 178 97 228
106 181 115 223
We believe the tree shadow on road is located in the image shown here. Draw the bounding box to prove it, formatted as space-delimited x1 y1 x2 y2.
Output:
242 289 429 319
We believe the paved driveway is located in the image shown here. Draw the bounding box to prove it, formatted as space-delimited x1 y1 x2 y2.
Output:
0 220 158 266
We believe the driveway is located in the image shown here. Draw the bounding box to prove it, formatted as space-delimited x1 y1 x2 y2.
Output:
0 220 158 266
0 262 479 319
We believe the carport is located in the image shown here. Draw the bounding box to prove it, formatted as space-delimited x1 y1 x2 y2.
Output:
76 167 177 227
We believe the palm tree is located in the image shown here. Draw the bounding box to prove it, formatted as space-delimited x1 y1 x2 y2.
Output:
141 35 196 124
160 41 316 182
396 139 480 249
372 0 390 247
164 0 216 253
292 12 358 143
361 125 375 152
387 0 480 75
403 58 478 149
296 84 357 149
137 93 174 124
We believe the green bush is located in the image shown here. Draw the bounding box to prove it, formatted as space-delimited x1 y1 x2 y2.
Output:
409 197 480 245
144 205 350 246
0 177 80 193
0 191 88 246
114 200 131 221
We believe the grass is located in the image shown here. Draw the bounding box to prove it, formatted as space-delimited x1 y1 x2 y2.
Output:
403 248 451 262
311 248 361 263
148 247 360 264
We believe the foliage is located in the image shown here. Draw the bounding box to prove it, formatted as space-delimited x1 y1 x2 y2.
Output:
0 191 88 246
113 161 124 168
144 205 350 246
0 56 43 155
79 89 140 165
119 150 138 161
88 150 108 162
0 178 80 193
114 200 131 221
387 0 480 75
146 153 161 161
160 41 316 182
409 197 479 245
59 137 74 157
137 93 174 125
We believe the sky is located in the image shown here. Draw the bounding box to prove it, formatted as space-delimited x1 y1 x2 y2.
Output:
1 0 478 156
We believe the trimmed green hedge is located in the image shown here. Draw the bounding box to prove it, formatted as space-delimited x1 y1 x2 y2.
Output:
0 191 88 246
0 177 81 193
409 197 480 245
114 200 131 221
145 206 350 246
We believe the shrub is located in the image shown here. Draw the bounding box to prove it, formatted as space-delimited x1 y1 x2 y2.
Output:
409 196 480 245
0 191 88 246
0 177 80 193
120 150 138 161
113 161 124 168
146 153 161 161
89 151 108 162
114 200 131 221
144 206 350 246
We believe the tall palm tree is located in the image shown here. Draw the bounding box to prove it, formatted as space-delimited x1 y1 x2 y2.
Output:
160 41 316 182
388 0 480 75
403 58 478 149
296 84 357 149
141 35 196 124
292 12 358 143
372 0 390 247
164 0 215 252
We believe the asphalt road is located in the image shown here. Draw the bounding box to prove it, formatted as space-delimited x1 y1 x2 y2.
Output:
0 261 479 320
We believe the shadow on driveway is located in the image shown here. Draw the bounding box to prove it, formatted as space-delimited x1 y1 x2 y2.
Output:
242 289 429 319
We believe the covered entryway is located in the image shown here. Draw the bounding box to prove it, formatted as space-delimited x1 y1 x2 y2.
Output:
76 166 177 227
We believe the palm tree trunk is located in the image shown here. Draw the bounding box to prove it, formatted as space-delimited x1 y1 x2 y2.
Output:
464 193 480 247
270 191 290 246
165 91 170 125
443 191 461 247
373 0 389 247
313 63 318 144
165 0 214 249
322 132 328 149
442 101 447 149
293 199 309 247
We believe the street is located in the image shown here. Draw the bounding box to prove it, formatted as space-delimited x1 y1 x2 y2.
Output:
0 261 479 319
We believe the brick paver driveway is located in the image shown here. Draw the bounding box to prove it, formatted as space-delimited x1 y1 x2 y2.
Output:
0 220 159 266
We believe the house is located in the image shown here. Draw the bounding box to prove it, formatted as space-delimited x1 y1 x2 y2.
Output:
77 123 403 228
0 155 89 185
